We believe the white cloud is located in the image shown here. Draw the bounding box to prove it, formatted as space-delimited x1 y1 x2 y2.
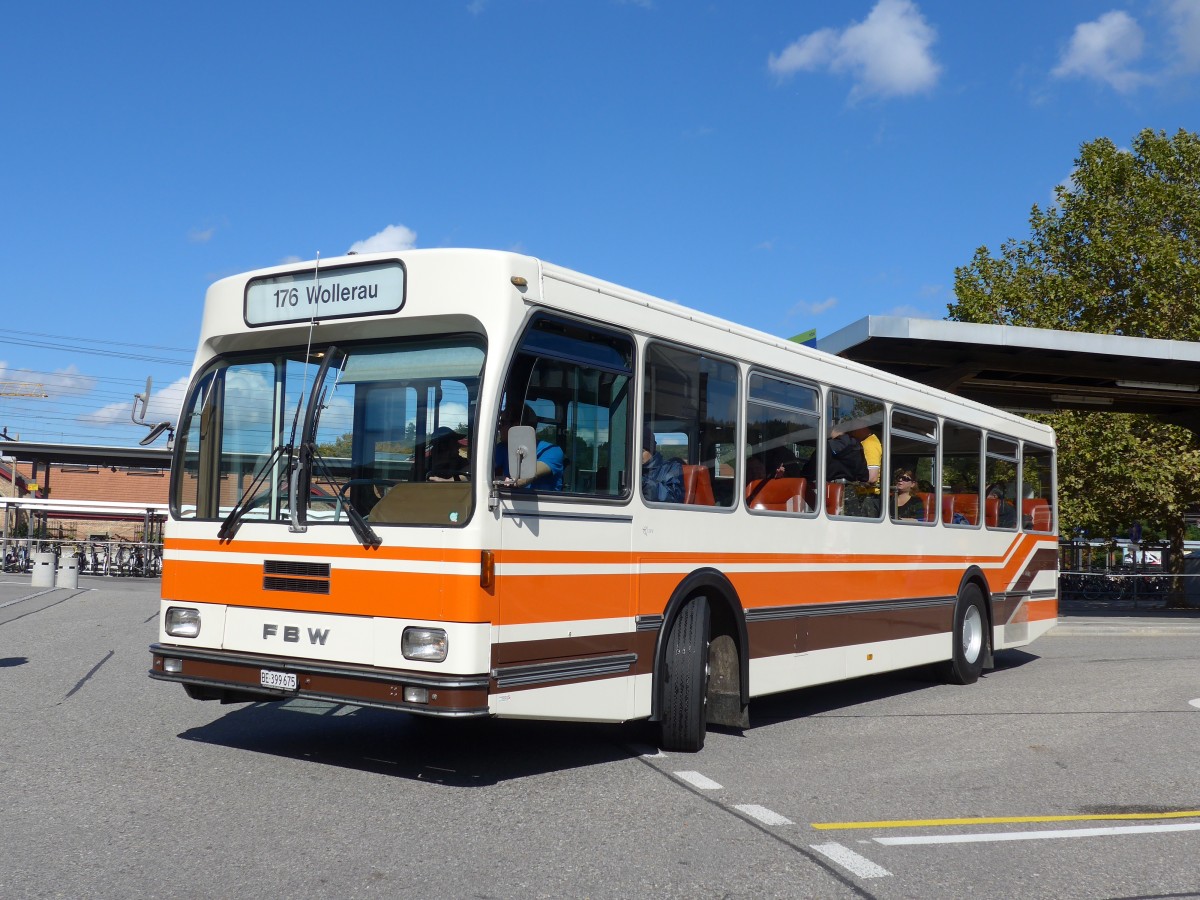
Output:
81 375 188 429
1165 0 1200 71
348 223 418 255
768 0 941 101
789 297 839 317
188 227 215 244
0 363 96 401
1052 11 1147 93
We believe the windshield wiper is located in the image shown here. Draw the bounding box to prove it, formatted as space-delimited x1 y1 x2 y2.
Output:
217 443 291 541
290 346 381 549
308 445 381 548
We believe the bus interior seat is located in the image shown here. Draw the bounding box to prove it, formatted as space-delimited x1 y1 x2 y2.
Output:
1023 498 1052 530
985 496 999 527
825 481 844 516
682 465 716 506
943 492 980 525
746 477 808 512
913 491 937 522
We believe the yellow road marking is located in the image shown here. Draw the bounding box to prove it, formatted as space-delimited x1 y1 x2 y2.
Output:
811 810 1200 830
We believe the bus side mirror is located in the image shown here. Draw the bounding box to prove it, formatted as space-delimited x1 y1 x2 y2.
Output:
507 425 537 483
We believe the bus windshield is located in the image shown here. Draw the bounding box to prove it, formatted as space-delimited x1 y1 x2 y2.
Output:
172 335 485 527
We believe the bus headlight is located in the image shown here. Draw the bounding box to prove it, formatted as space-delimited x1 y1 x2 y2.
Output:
402 627 448 662
165 607 201 638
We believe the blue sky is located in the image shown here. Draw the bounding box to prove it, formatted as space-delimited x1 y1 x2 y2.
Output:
1 0 1197 446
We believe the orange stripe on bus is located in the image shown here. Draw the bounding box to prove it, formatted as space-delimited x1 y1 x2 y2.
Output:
163 560 496 621
162 533 1056 625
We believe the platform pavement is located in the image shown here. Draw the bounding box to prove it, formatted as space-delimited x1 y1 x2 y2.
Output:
0 573 162 606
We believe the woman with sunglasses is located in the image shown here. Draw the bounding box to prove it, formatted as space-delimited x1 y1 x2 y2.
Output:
891 468 926 520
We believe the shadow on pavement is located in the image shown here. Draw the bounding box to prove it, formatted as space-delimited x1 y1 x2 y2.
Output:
179 699 650 785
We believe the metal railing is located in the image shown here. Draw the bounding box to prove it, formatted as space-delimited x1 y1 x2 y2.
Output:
2 537 162 578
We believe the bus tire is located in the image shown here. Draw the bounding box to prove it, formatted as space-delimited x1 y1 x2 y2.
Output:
660 595 711 753
940 583 987 685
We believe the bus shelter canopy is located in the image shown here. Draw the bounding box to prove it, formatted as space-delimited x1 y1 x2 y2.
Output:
818 317 1200 433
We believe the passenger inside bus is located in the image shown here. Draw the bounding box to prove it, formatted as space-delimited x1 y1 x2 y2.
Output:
803 421 882 517
494 402 564 491
890 468 926 520
986 483 1018 528
427 426 469 483
641 426 684 503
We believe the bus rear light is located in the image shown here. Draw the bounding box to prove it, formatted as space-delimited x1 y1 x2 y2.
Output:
402 627 448 662
165 607 201 638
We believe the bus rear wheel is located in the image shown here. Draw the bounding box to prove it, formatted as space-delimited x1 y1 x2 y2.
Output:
660 595 711 752
939 583 987 685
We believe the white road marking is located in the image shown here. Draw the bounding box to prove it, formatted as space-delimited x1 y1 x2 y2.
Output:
875 821 1200 846
674 770 722 790
735 804 794 826
1189 697 1200 709
810 842 892 879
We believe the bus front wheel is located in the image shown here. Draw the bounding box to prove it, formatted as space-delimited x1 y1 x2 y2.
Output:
660 595 711 753
940 584 987 685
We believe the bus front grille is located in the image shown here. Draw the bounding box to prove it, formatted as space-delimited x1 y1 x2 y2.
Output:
263 560 332 594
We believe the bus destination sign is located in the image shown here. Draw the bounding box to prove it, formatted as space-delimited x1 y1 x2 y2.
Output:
244 260 406 327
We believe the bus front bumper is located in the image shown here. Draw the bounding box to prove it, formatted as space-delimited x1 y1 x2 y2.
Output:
149 644 491 717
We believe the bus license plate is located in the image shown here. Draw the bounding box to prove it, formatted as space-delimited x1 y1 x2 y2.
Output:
260 669 297 691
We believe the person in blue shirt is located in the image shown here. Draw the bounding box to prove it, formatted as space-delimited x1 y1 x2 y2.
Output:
494 402 564 491
641 426 684 503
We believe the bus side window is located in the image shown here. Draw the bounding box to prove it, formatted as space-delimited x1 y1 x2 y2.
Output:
1021 443 1056 533
889 409 938 525
821 390 884 519
943 422 982 528
985 435 1019 531
744 371 818 516
644 342 739 507
498 316 634 498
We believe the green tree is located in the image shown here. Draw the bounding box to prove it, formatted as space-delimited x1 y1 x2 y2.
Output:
317 431 354 458
950 129 1200 599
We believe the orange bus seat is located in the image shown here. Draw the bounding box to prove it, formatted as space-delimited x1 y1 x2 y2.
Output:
956 493 980 525
985 496 999 527
682 465 716 506
747 477 808 512
825 481 844 516
944 492 980 525
1023 498 1052 531
913 491 936 522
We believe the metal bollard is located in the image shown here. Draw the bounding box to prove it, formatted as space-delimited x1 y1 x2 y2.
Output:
31 551 57 588
56 553 80 589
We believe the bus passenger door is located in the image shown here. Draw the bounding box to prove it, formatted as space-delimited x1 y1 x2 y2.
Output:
490 314 636 722
495 497 634 721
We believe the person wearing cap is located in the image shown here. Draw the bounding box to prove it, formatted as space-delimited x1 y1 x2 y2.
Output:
427 426 469 482
641 425 683 503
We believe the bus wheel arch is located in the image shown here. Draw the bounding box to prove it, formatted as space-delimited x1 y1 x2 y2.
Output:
940 568 993 685
652 568 750 742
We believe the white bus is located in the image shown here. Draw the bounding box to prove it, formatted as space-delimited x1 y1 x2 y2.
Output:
150 249 1057 751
